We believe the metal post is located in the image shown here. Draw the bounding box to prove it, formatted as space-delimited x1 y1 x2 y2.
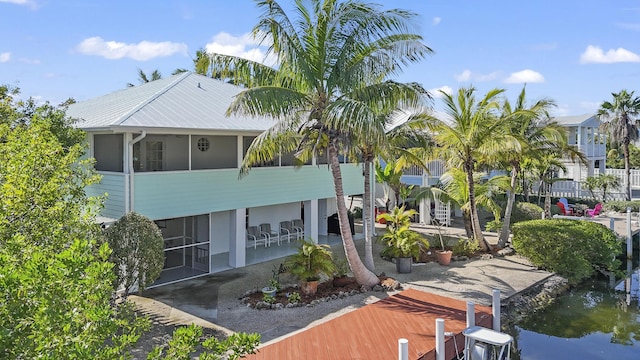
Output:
610 217 615 231
492 289 501 331
435 318 445 360
627 207 633 259
398 338 408 360
466 302 475 328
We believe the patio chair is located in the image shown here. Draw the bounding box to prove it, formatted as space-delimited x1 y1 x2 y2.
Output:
247 225 268 249
586 203 603 218
259 223 280 246
556 201 573 216
279 221 293 244
291 219 304 239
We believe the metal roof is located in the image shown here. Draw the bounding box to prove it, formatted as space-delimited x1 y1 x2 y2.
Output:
552 114 598 127
66 72 276 132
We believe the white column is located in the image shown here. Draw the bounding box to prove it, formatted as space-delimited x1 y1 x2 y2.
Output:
627 207 633 259
307 199 319 243
229 208 246 268
237 135 243 168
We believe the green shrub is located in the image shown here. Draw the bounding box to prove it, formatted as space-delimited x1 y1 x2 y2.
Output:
603 200 640 213
512 219 622 284
485 219 501 232
511 202 544 223
452 239 480 257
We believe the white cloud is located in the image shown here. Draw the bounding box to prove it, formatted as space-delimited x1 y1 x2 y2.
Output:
75 36 188 61
429 85 452 97
504 69 544 84
579 45 640 64
432 17 441 26
204 32 277 66
454 69 499 82
0 52 10 62
0 0 39 10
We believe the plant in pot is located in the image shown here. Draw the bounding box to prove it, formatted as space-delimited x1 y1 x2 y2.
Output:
261 266 281 297
377 206 429 273
432 218 452 266
285 238 336 295
332 258 352 287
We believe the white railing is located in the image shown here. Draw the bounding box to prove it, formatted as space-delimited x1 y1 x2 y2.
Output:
402 161 446 178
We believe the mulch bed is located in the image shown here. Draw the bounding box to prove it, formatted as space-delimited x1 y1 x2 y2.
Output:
241 276 399 308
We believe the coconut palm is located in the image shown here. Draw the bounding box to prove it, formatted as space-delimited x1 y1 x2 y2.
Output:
413 87 511 251
206 0 431 286
495 87 560 247
127 69 162 87
598 89 640 201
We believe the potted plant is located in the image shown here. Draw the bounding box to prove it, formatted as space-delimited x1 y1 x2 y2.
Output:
285 239 336 295
261 266 281 297
377 206 430 273
332 258 352 287
432 218 452 266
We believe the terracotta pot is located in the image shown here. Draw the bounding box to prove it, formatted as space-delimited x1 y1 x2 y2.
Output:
332 276 353 288
436 250 452 266
300 280 319 295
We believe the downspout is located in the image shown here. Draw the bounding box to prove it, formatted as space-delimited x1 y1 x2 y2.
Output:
128 131 146 213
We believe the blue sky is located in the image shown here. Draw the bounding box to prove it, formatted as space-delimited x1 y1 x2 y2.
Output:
1 0 639 117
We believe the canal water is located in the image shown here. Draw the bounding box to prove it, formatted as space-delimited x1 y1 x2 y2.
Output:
505 259 640 359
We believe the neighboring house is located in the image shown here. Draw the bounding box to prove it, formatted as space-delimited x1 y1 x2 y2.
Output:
553 114 606 181
66 72 364 286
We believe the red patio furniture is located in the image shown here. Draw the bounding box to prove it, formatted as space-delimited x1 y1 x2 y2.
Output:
556 201 573 216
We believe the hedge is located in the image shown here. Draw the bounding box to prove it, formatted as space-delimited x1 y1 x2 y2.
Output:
511 219 622 284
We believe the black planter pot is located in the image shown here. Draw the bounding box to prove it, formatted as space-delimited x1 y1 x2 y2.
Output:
396 257 412 273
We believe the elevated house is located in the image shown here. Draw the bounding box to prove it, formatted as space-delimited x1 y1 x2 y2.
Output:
553 114 606 181
67 72 364 286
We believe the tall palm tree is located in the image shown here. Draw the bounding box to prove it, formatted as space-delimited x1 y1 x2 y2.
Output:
414 87 511 251
598 89 640 201
496 87 559 247
206 0 431 286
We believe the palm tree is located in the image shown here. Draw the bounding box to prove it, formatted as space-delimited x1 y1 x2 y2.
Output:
206 0 431 286
496 87 559 247
414 87 510 251
127 69 162 87
598 89 640 201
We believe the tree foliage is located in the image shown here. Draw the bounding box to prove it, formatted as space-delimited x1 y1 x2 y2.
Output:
146 324 260 360
598 89 640 200
105 212 165 297
512 219 622 284
0 106 147 358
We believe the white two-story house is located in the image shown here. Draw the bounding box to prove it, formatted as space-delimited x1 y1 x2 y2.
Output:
67 72 364 286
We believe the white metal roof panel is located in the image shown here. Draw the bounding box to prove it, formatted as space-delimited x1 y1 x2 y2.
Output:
67 72 276 132
553 114 598 127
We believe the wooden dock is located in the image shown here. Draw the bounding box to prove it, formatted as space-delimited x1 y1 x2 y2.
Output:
244 288 493 360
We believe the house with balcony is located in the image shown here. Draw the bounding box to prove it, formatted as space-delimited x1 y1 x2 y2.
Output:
66 72 364 286
554 114 606 181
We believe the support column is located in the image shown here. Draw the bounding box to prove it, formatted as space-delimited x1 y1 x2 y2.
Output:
305 199 319 243
229 208 246 268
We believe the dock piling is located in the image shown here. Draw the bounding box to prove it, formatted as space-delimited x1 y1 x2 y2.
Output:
492 289 501 331
435 318 445 360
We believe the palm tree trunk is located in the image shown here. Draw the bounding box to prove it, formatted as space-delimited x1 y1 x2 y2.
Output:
327 142 379 287
362 156 375 272
465 163 489 251
498 166 518 247
462 208 473 238
624 141 631 201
